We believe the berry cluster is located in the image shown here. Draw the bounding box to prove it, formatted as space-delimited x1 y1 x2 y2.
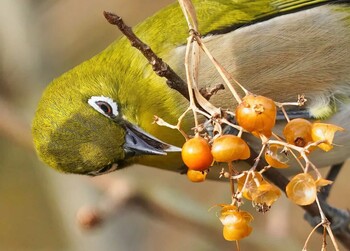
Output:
177 93 343 242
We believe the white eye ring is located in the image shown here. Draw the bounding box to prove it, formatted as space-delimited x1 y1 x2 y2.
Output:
88 96 119 118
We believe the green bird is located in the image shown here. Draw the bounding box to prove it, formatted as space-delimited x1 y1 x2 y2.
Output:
32 0 350 176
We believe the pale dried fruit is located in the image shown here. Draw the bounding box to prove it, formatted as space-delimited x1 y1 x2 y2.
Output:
286 173 317 205
311 123 344 151
237 172 264 200
251 183 281 211
219 205 253 241
265 144 289 168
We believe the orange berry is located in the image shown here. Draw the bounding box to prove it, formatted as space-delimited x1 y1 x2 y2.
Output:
223 223 252 241
235 94 276 137
283 118 313 147
181 136 213 171
186 169 207 182
211 135 250 162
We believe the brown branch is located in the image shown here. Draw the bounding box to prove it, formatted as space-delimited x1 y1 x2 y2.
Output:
103 11 189 100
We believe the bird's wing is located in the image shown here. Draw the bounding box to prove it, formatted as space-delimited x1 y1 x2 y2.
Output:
131 0 340 53
196 0 340 36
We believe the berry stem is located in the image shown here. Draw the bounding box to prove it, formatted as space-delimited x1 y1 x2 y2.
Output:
184 35 200 129
228 162 236 202
250 138 268 171
315 196 340 251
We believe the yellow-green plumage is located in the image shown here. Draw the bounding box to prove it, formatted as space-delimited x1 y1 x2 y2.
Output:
32 0 350 175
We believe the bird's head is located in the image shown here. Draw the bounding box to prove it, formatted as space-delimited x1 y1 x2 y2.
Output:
32 66 180 176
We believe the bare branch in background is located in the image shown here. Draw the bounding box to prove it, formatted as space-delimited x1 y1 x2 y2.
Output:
76 175 226 247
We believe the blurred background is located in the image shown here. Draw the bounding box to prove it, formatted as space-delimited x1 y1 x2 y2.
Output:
0 0 349 250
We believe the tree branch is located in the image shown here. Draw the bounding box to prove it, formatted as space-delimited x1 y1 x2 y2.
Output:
103 11 189 100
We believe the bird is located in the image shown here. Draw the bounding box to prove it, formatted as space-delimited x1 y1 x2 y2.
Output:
32 0 350 178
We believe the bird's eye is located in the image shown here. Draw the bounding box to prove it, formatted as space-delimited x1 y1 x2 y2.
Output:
96 101 112 115
88 96 119 118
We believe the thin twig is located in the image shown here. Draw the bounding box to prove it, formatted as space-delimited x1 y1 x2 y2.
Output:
103 11 189 100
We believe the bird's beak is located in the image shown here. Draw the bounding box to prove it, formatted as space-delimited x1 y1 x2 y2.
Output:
123 122 181 157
